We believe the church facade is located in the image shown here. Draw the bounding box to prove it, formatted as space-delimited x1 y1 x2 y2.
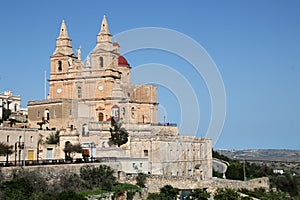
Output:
27 16 212 178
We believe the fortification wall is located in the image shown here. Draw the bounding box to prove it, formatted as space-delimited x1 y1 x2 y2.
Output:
1 164 269 194
124 175 269 193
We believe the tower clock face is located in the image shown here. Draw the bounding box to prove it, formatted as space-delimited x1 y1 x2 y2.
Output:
57 88 62 94
98 85 103 91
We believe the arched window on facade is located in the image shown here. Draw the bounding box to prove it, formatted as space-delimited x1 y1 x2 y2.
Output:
111 105 119 120
78 86 82 98
58 61 62 72
131 106 135 118
98 112 104 121
44 109 50 121
82 124 88 136
99 57 104 68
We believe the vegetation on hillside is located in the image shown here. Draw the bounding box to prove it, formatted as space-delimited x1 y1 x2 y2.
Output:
187 188 210 200
0 165 142 200
136 172 147 188
147 184 299 200
212 149 300 198
147 185 179 200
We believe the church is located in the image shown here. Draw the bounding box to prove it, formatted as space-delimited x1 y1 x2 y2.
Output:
27 16 212 178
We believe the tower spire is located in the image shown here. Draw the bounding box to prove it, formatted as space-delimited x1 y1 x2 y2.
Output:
100 15 110 34
53 19 75 56
97 15 112 43
59 19 69 38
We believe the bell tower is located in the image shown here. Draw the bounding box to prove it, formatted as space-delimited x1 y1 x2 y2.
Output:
91 15 118 69
49 20 77 99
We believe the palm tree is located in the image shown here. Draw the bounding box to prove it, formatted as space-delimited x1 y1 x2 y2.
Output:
0 142 14 165
45 131 59 144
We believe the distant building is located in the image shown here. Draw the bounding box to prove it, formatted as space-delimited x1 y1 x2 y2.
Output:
273 169 284 174
0 90 20 118
0 90 28 124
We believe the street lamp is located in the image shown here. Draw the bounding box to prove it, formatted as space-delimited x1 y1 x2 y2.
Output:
14 141 24 166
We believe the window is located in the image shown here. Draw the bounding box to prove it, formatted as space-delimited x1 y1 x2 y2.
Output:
82 124 88 136
99 57 104 68
44 109 50 121
78 86 82 98
144 150 148 157
131 107 135 118
58 61 62 72
122 107 125 117
98 113 104 121
111 105 119 119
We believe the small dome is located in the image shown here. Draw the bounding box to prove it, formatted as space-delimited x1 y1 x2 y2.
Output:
118 55 130 67
113 41 120 47
112 104 119 109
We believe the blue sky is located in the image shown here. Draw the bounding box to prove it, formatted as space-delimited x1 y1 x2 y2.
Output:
0 1 299 150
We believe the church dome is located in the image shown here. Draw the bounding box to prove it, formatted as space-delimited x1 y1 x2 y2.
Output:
118 55 130 67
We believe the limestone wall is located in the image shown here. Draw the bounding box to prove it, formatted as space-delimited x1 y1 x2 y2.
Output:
125 175 269 193
1 162 269 192
0 164 269 195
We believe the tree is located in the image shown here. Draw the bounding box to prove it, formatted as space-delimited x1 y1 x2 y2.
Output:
80 165 116 190
2 107 11 121
147 185 179 199
271 173 299 197
226 161 244 180
0 142 14 165
45 131 60 144
136 173 147 188
160 185 179 199
214 188 240 200
63 143 83 161
147 192 162 200
188 188 211 200
109 117 129 147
